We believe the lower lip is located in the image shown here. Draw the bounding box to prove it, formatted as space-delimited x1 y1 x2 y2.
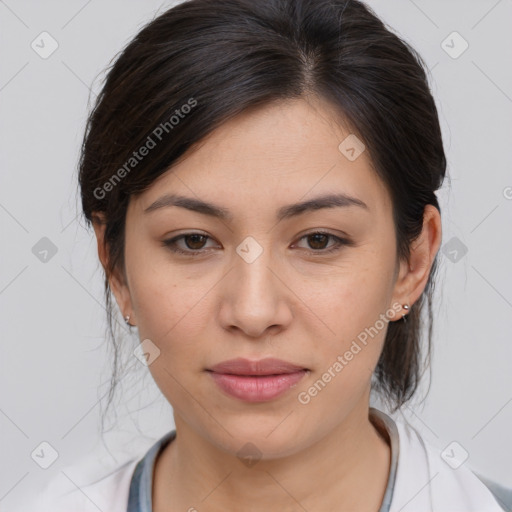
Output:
208 370 308 402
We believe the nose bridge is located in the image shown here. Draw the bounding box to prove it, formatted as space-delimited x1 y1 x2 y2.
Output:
233 236 278 307
219 235 291 336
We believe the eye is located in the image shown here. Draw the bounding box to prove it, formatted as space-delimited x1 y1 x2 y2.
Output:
162 232 217 256
294 231 350 255
162 230 352 257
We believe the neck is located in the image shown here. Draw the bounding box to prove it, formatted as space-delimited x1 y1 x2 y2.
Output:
153 403 391 512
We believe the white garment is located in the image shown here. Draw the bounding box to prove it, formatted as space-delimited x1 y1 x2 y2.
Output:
19 410 509 512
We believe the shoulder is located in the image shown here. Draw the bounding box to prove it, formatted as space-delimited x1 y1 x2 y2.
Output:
24 456 140 512
390 413 511 512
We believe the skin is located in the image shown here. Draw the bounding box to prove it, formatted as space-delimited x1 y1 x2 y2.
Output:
93 95 442 511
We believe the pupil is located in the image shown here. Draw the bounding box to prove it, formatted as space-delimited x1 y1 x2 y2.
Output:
186 234 206 249
309 234 327 249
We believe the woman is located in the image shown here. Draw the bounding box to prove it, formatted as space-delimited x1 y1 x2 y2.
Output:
30 0 510 510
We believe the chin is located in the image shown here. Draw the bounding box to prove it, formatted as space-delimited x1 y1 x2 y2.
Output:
207 418 310 461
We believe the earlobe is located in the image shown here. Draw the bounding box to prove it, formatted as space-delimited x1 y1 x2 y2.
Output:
108 270 135 326
92 212 137 327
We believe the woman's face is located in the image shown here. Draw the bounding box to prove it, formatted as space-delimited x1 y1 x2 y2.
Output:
110 96 415 457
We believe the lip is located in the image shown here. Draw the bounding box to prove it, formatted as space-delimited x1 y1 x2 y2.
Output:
207 358 309 402
208 357 307 376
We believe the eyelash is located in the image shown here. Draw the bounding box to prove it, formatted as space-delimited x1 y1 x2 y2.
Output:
162 231 351 257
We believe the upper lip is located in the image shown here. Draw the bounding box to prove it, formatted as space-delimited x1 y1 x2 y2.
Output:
208 357 307 376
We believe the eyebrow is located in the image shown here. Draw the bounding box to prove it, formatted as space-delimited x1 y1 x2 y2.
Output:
143 192 368 221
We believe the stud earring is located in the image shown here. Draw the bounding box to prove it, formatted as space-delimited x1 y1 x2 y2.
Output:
124 315 133 327
402 304 409 323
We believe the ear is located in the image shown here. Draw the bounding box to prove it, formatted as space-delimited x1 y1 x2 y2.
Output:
390 204 442 321
92 212 136 326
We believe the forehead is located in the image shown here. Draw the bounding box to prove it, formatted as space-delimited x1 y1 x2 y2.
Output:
132 97 392 221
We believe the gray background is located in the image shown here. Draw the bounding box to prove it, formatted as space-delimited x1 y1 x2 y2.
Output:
1 0 511 509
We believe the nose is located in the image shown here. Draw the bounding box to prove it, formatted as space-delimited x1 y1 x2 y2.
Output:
218 245 293 339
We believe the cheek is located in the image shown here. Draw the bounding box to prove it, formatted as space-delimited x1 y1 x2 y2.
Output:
309 249 394 332
131 274 209 348
313 288 388 388
126 237 213 341
301 249 395 381
294 278 391 419
128 267 211 409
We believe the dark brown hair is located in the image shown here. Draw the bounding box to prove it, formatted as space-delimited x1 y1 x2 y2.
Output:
78 0 446 422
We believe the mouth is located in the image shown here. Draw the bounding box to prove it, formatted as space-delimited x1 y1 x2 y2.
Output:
206 358 310 402
207 357 309 376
